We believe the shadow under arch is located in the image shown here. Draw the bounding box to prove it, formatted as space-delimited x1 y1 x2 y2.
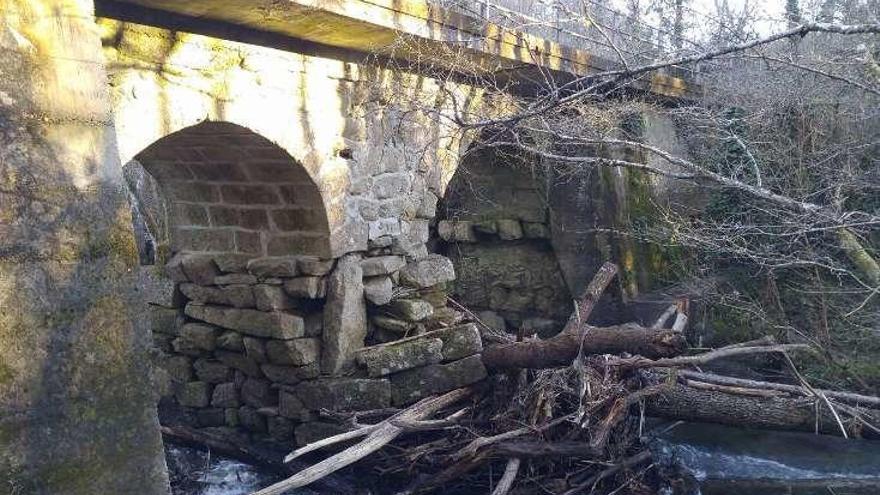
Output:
128 121 332 261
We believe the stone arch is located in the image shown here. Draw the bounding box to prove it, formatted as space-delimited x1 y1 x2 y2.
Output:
434 141 573 338
129 121 332 260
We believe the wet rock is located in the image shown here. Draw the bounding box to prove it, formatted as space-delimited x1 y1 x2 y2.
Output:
357 338 443 377
399 255 455 288
268 416 295 442
363 276 393 305
322 254 367 375
185 303 304 339
360 255 406 277
266 338 321 366
390 355 487 406
389 299 434 321
196 408 226 427
295 378 391 411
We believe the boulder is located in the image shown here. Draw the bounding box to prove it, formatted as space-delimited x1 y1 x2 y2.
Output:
522 222 551 239
179 283 255 308
212 253 253 273
356 338 443 377
294 378 391 411
266 338 321 366
363 276 393 305
267 416 295 441
360 255 406 277
322 254 367 375
185 303 304 339
399 255 455 288
390 355 487 406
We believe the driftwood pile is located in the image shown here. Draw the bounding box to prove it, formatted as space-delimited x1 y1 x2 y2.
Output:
244 262 880 495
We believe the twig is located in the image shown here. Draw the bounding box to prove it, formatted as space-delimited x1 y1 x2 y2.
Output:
490 458 521 495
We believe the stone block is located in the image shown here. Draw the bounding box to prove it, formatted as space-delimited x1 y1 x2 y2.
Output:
241 378 276 408
298 257 335 276
360 255 406 277
216 330 245 352
238 406 267 433
399 255 455 288
196 408 227 428
215 351 262 377
304 312 323 337
279 391 309 421
211 382 240 408
363 276 393 305
152 333 174 353
522 222 551 239
221 184 280 205
390 355 487 406
266 338 321 366
164 253 190 282
437 220 476 242
294 379 391 411
295 422 349 447
389 299 434 322
322 254 367 375
260 363 320 385
416 190 438 219
477 311 507 333
268 416 296 442
179 283 255 309
243 337 268 363
185 303 305 339
193 359 233 384
149 305 180 335
160 355 193 383
212 253 254 273
214 273 258 285
253 284 296 312
283 277 326 299
173 323 218 354
427 307 463 326
176 381 211 408
369 235 394 249
247 256 299 278
496 219 523 240
357 338 443 377
419 288 448 308
225 408 240 427
428 324 483 361
372 315 415 334
180 253 222 285
473 220 498 235
373 173 409 199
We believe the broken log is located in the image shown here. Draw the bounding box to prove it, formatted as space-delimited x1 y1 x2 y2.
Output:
645 383 880 439
482 323 688 369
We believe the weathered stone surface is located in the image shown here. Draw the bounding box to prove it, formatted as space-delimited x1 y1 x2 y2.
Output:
438 220 477 242
211 382 240 408
266 338 321 366
283 277 326 299
369 235 394 248
179 283 255 308
224 408 240 427
253 284 296 311
279 391 309 421
473 219 498 235
165 253 190 282
214 273 258 285
295 379 391 411
161 355 193 383
522 317 560 338
238 406 267 433
322 254 368 375
243 337 268 363
216 330 245 352
212 253 253 273
215 351 262 377
268 416 296 441
390 355 487 406
428 324 483 361
197 408 227 427
260 363 320 385
419 288 448 308
149 305 180 335
185 303 305 339
389 299 434 321
522 222 551 239
173 323 218 354
247 257 299 278
363 276 393 305
152 333 174 353
193 359 233 383
477 310 507 333
357 338 443 377
181 254 222 285
298 257 335 276
241 378 276 408
372 315 415 333
360 255 406 276
399 255 455 288
496 219 523 240
176 381 212 407
427 307 463 326
295 422 349 446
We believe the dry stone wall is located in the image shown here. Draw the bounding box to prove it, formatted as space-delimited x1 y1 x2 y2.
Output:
150 248 487 448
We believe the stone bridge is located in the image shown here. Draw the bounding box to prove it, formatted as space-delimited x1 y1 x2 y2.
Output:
0 1 692 492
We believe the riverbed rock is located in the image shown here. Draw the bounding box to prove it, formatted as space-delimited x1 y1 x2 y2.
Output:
322 254 367 375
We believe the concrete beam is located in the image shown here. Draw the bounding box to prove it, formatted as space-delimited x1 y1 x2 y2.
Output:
102 0 695 98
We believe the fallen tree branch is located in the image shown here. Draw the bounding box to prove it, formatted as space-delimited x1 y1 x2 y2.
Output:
490 458 520 495
608 342 811 369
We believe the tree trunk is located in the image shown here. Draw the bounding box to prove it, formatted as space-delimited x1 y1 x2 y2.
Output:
646 383 880 439
482 323 688 370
